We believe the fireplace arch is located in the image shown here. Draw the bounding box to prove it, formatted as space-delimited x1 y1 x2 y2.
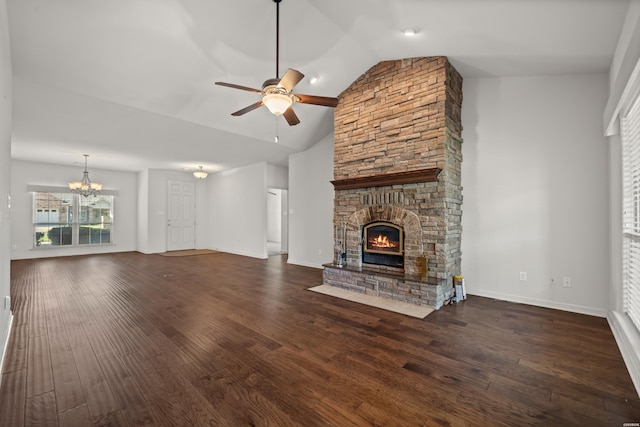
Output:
344 206 423 274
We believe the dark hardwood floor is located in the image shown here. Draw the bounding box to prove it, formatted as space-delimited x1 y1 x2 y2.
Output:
1 251 639 426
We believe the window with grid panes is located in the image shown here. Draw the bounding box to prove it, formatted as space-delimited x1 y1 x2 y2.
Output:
33 192 113 247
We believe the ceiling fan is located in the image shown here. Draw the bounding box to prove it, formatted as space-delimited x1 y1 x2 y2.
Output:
215 0 339 126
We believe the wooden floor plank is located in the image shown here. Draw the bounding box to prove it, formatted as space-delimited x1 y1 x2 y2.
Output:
48 345 85 415
95 349 151 421
121 350 227 426
2 322 28 374
46 305 86 415
57 404 92 427
66 326 119 423
1 251 640 426
25 333 54 399
25 390 57 427
0 368 26 427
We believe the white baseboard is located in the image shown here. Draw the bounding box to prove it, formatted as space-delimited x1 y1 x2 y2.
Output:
608 311 640 398
221 249 268 259
286 258 324 269
468 289 607 317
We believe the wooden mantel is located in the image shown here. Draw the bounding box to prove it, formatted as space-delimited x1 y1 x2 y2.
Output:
331 167 442 191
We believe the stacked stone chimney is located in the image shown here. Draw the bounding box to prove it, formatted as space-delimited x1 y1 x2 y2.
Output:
323 57 463 309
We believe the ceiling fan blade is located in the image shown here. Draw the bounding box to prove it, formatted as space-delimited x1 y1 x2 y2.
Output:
295 94 339 108
215 82 263 93
278 69 304 92
231 101 264 116
283 107 300 126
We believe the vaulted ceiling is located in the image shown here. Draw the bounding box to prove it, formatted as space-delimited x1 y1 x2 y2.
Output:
7 0 630 173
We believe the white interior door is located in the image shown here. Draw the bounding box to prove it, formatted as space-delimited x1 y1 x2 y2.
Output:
167 180 195 251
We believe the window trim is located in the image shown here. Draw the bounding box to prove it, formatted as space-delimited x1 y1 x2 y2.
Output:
32 191 115 248
27 184 118 196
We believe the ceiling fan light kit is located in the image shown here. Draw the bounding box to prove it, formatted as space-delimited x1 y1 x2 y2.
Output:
214 0 338 126
262 91 292 116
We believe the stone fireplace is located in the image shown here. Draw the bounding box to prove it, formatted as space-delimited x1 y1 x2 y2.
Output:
322 57 463 310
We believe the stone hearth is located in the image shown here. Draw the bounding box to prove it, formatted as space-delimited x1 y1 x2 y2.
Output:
322 57 463 310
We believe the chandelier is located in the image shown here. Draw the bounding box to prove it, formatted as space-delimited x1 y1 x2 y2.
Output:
68 154 102 197
193 166 208 179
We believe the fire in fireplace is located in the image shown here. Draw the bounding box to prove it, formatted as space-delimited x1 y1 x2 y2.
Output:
362 222 404 268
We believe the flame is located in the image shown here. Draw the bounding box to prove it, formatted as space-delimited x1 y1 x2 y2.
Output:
369 234 397 249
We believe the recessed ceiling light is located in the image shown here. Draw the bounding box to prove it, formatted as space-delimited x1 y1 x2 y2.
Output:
402 27 419 36
309 75 320 85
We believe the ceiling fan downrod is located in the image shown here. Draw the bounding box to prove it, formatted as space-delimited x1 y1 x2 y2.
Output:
274 0 282 80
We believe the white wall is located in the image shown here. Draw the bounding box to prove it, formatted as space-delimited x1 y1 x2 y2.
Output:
207 162 268 258
288 134 334 269
136 169 149 253
461 74 610 317
267 164 288 188
10 160 138 259
194 175 209 250
0 0 12 374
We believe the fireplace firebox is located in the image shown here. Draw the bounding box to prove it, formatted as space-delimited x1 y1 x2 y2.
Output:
362 222 404 268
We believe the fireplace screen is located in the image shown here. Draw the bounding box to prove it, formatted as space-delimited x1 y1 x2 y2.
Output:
362 222 404 268
364 222 403 254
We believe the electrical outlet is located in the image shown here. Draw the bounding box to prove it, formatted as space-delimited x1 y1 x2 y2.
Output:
519 272 527 281
3 296 10 310
318 249 322 255
563 277 572 287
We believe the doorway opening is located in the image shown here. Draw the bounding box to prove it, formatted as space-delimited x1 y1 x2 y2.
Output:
267 188 288 256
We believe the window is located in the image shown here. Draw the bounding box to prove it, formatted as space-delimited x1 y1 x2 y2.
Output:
78 194 113 244
33 192 113 247
622 91 640 330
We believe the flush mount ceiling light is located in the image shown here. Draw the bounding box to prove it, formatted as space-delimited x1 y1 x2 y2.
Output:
193 166 208 179
402 26 420 36
69 154 102 197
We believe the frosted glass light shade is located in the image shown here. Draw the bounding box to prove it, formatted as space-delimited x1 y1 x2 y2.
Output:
193 166 208 179
263 93 292 116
